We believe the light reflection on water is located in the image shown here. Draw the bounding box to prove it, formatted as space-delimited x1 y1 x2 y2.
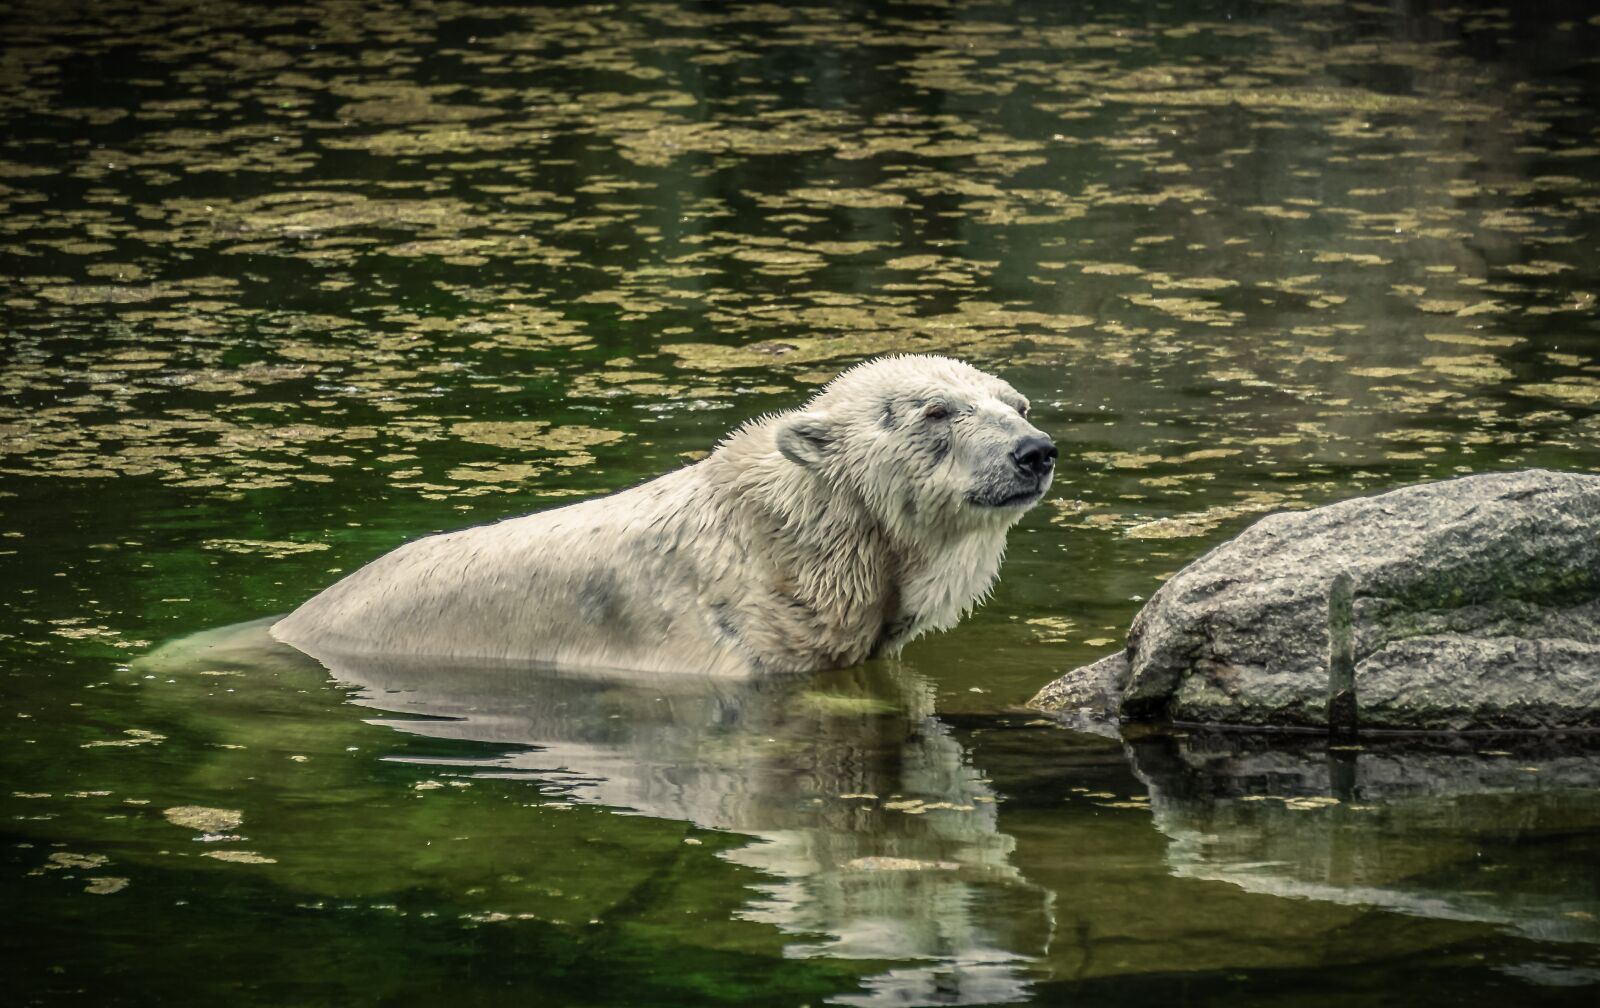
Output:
1127 730 1600 946
105 616 1600 1005
341 645 1053 1005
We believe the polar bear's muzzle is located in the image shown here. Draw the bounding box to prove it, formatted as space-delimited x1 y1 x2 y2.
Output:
1009 435 1057 479
968 433 1056 509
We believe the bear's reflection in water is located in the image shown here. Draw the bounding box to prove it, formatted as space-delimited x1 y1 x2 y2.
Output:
329 649 1053 1005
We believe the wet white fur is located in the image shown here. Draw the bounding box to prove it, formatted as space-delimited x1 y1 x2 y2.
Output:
272 355 1052 676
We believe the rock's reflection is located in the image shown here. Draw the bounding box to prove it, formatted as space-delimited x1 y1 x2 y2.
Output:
329 651 1052 1005
1126 730 1600 944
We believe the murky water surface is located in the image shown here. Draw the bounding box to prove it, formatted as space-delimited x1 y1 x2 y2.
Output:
4 0 1599 1003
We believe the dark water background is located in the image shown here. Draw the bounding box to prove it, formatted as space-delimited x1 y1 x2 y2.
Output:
3 0 1599 1004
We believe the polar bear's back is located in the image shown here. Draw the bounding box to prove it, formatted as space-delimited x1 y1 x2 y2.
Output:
271 470 745 675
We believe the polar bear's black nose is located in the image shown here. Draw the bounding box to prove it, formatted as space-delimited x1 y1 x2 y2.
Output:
1011 435 1057 477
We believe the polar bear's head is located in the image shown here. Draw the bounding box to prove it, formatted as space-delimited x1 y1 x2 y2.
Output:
773 355 1056 539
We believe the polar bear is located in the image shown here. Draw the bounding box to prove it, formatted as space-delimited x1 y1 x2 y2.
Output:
271 355 1056 677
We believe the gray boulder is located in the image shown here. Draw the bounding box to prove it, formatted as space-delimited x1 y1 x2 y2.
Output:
1030 469 1600 731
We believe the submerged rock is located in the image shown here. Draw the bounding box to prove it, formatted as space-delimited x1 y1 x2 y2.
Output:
1031 469 1600 730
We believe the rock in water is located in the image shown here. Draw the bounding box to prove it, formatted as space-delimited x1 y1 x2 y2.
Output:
1031 470 1600 731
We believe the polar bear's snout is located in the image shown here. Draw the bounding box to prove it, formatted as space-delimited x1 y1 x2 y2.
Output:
1009 435 1056 478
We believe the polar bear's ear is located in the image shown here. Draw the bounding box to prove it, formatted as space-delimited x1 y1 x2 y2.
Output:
775 411 836 468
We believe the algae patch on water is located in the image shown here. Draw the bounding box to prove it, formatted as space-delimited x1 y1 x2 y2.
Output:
201 851 277 864
163 806 243 833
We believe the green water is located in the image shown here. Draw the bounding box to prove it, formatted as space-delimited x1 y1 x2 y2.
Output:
4 0 1600 1003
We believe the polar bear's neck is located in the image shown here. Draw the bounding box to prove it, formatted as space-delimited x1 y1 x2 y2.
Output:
700 431 1010 663
893 523 1011 639
710 442 893 609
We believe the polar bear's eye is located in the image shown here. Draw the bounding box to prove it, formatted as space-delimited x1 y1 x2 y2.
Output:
1016 403 1029 417
923 403 949 421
